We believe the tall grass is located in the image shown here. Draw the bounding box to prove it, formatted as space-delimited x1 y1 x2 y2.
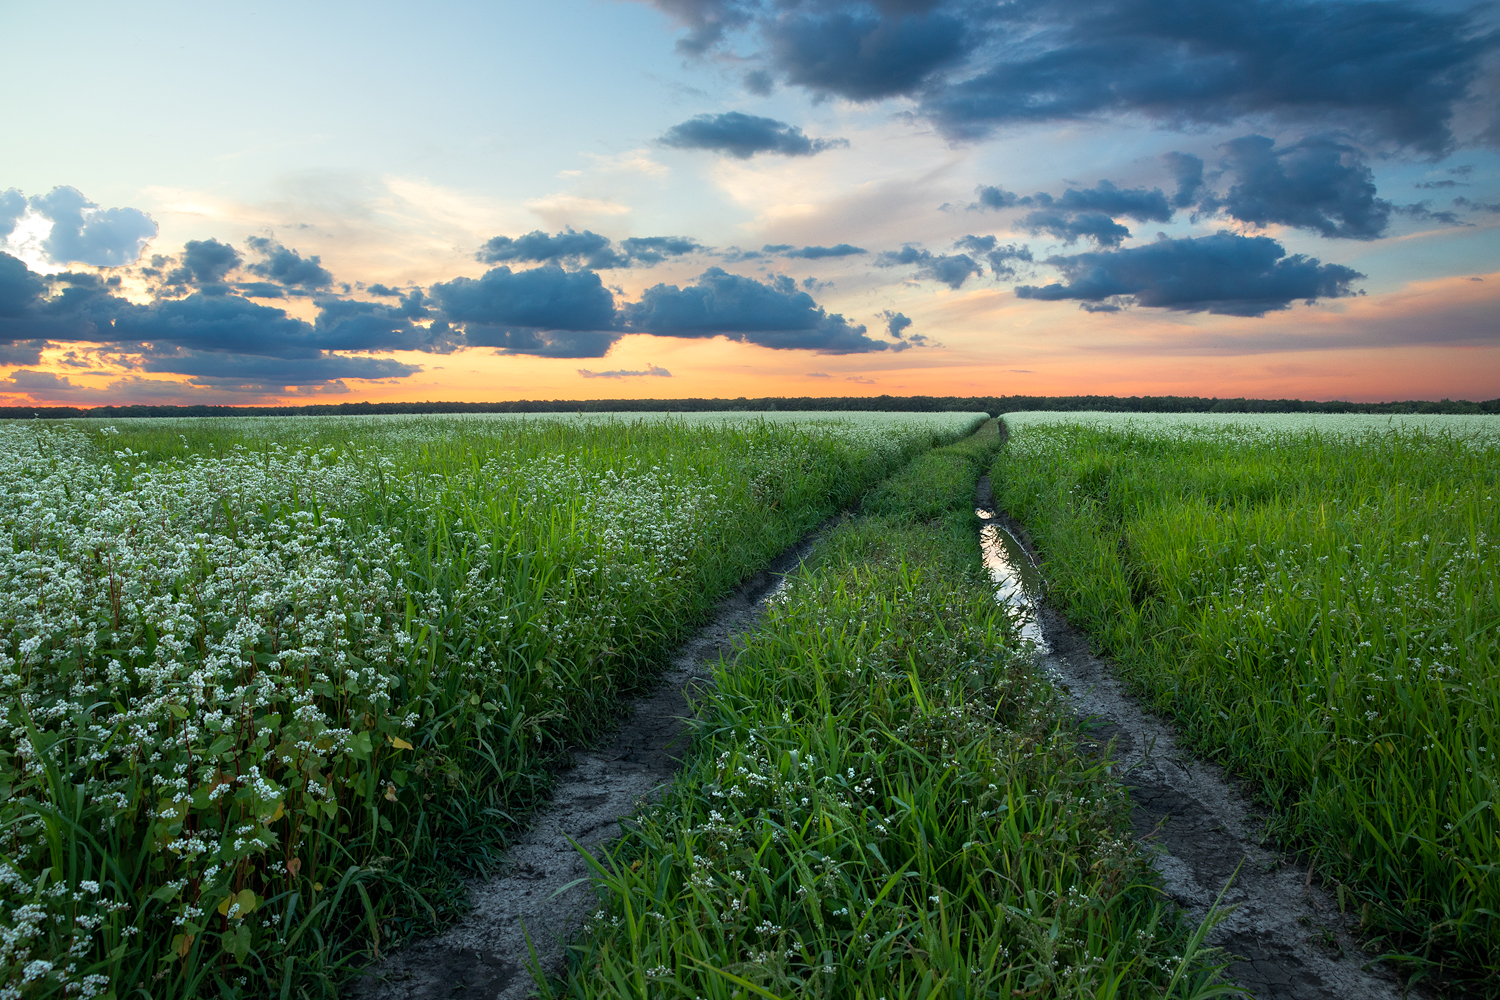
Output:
554 429 1234 999
991 418 1500 993
0 412 983 999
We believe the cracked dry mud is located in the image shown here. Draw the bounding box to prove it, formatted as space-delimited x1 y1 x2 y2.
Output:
352 523 833 1000
977 475 1427 1000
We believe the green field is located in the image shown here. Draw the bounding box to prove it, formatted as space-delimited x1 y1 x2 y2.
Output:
991 412 1500 991
557 426 1232 999
0 412 982 999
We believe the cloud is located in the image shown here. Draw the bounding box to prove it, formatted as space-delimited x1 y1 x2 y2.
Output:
875 246 984 288
166 238 242 288
1215 134 1392 239
476 229 703 269
618 235 704 264
624 267 893 353
1164 152 1206 209
644 0 1495 152
922 0 1493 152
12 186 159 267
1044 180 1173 223
577 364 673 378
244 237 334 289
952 235 1033 277
970 180 1168 246
312 295 461 354
970 186 1019 211
1455 196 1500 213
774 243 867 259
1020 209 1133 247
658 112 848 158
430 265 621 357
882 310 913 339
765 6 972 101
1016 231 1365 316
806 371 831 377
477 228 626 269
0 190 26 240
137 348 419 384
366 283 404 296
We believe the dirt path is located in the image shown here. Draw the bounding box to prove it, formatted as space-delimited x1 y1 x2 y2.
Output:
976 476 1423 1000
352 522 836 1000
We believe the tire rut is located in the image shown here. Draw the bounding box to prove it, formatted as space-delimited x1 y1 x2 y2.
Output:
976 475 1427 1000
351 519 838 1000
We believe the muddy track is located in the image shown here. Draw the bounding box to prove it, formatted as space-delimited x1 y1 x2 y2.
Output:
352 520 838 1000
976 475 1428 1000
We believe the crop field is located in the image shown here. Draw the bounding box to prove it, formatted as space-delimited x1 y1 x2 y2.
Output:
991 413 1500 992
0 411 984 999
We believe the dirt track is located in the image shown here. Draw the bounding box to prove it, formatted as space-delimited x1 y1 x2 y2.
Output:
352 522 834 1000
978 474 1424 1000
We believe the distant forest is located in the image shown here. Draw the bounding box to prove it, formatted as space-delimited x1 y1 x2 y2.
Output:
2 394 1497 420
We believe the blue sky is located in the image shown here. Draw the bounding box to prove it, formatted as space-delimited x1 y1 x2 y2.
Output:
2 0 1497 404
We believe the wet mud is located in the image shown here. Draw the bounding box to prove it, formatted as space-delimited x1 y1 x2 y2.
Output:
976 475 1425 1000
353 522 835 1000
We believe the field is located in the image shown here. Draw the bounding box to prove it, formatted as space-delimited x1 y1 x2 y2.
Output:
991 412 1500 991
0 411 983 999
555 426 1233 999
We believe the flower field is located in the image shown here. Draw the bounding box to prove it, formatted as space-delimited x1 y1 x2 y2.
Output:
991 413 1500 992
0 411 983 999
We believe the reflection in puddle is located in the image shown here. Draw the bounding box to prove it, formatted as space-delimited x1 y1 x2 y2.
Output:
977 510 1049 652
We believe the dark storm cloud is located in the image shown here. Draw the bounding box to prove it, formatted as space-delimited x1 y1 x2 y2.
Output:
643 0 1494 153
658 112 847 158
476 229 703 269
1216 134 1392 239
875 246 985 288
1020 210 1133 247
1015 231 1364 316
244 237 334 289
624 267 892 353
952 235 1033 277
26 186 158 267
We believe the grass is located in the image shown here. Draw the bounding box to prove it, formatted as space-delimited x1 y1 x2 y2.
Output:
990 415 1500 994
552 427 1236 1000
0 412 983 999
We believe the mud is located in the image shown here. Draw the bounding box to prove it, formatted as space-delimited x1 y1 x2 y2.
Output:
976 475 1424 1000
352 522 836 1000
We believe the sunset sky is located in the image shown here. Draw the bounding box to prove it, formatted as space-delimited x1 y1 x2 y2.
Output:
2 0 1498 406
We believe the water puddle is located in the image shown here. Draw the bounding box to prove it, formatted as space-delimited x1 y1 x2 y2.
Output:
976 507 1049 652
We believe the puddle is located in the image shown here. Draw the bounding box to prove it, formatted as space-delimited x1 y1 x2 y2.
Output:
974 476 1424 1000
976 506 1049 651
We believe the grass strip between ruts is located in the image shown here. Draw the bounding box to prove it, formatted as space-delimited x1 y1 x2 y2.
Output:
549 430 1235 1000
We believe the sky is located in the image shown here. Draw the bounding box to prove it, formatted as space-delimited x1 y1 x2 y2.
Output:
1 0 1498 406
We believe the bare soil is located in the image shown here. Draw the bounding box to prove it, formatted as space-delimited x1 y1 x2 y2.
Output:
352 522 836 1000
977 475 1426 1000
